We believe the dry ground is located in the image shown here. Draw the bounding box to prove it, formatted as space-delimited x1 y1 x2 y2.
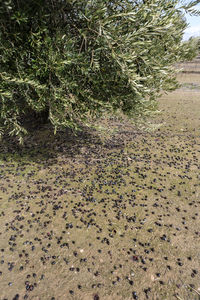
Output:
0 62 200 300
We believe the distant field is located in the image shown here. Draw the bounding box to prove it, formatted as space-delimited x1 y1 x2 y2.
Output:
176 56 200 73
176 56 200 86
177 73 200 85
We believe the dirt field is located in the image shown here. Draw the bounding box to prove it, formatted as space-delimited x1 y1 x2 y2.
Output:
0 60 200 300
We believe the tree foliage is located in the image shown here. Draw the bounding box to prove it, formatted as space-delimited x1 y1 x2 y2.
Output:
0 0 199 142
182 36 200 60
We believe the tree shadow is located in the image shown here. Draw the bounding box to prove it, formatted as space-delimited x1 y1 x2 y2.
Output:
0 112 141 169
0 123 132 170
0 124 105 165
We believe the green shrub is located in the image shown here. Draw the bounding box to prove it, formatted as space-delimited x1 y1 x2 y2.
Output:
0 0 199 142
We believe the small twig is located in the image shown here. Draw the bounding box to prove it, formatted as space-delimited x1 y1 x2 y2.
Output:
90 50 94 68
187 286 200 296
175 296 184 300
79 37 85 54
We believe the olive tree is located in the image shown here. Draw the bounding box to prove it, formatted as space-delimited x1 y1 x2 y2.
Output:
0 0 199 142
